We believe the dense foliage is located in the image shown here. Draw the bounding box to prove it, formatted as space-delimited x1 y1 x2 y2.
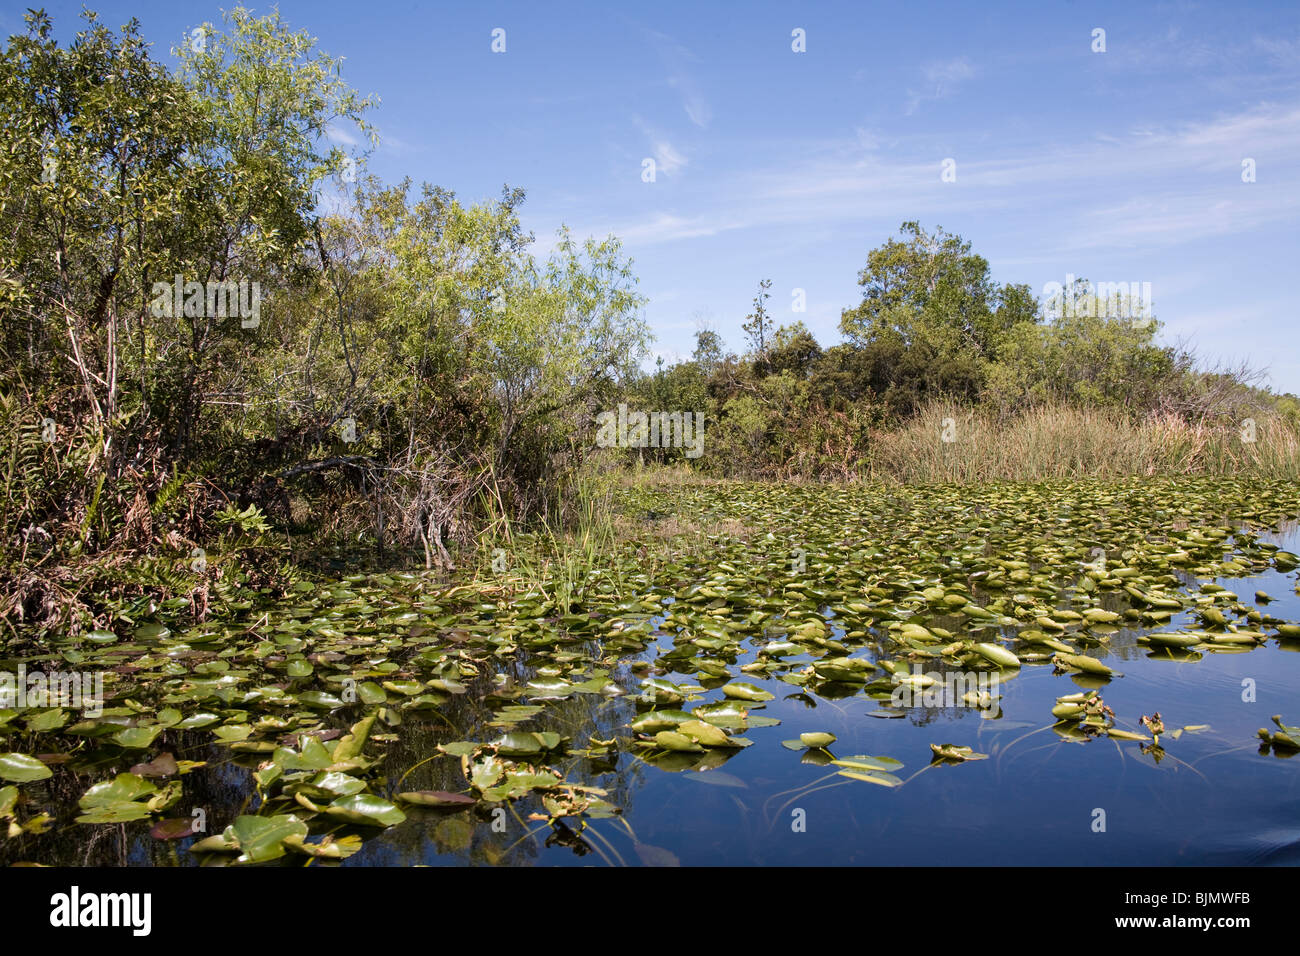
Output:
0 9 646 635
1 9 1293 639
626 223 1297 478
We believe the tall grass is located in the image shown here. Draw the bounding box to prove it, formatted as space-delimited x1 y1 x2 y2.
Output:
868 401 1300 483
464 404 1299 597
470 459 624 612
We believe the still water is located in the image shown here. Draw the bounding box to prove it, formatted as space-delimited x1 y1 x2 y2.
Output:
3 516 1298 867
379 527 1300 867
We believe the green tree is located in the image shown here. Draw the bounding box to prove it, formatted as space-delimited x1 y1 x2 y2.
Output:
836 222 1037 415
741 278 773 361
691 328 724 376
763 321 822 377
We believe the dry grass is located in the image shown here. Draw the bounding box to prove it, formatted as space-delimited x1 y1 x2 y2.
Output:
868 401 1300 484
616 460 725 489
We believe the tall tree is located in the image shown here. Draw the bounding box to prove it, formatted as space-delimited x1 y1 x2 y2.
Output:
836 222 1035 414
691 328 724 375
741 278 773 359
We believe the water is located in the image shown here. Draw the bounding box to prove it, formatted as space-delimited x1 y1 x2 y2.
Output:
386 527 1300 866
3 521 1298 867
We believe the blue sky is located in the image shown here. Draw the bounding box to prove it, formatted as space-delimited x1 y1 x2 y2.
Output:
15 0 1300 393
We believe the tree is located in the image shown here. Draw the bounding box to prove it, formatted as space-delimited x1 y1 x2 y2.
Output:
763 321 822 378
0 9 196 440
0 5 649 585
166 5 377 453
839 222 1001 351
691 328 724 376
982 305 1176 415
741 278 773 360
836 222 1036 415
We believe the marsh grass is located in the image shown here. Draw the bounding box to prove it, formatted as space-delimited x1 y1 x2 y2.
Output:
468 404 1299 589
868 402 1300 483
470 461 626 612
469 459 762 607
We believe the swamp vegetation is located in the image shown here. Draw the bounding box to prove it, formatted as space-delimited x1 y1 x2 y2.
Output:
1 9 1298 866
1 475 1299 865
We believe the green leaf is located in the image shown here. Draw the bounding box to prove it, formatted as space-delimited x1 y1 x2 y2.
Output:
721 682 775 702
231 814 309 863
112 725 162 749
79 772 157 807
0 753 53 783
324 794 406 827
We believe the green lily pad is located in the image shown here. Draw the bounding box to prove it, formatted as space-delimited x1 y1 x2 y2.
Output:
0 753 53 783
323 794 407 827
930 743 989 762
79 772 157 807
830 754 904 772
25 709 68 732
721 682 775 702
397 790 475 807
112 725 162 749
231 814 310 863
283 832 363 858
837 769 904 787
76 803 155 824
175 712 221 729
652 730 703 752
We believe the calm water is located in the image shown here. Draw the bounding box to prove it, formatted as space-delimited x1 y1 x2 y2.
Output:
5 528 1299 867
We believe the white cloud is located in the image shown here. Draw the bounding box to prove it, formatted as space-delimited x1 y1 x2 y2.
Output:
634 115 688 176
676 84 712 129
378 132 419 156
905 57 975 114
855 127 882 151
614 212 740 245
326 123 360 147
573 101 1300 261
652 140 687 176
646 28 712 128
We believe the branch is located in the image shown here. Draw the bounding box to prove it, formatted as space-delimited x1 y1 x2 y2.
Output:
276 455 376 479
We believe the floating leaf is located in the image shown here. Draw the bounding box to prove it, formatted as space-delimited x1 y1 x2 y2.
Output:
837 769 903 787
323 794 407 827
79 772 156 807
721 682 775 702
151 817 197 840
831 755 904 772
652 730 703 752
112 725 162 750
0 753 52 783
284 832 363 858
130 753 179 778
397 790 475 807
930 743 989 763
231 814 309 863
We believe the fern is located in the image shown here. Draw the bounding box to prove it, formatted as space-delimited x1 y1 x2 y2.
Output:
151 468 189 518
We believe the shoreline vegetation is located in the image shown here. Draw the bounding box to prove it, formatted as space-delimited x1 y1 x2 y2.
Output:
2 7 1297 648
2 7 1300 873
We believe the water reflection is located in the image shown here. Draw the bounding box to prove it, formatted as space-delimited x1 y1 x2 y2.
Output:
3 529 1298 867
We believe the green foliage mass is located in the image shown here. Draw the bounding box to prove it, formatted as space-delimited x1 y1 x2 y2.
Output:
0 8 1290 638
0 8 646 637
627 221 1290 479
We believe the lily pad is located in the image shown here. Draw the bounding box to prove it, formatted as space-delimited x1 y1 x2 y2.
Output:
397 790 475 807
0 753 52 783
323 794 406 827
721 682 775 702
231 814 310 863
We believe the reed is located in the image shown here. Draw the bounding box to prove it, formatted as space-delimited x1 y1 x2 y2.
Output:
867 401 1300 483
